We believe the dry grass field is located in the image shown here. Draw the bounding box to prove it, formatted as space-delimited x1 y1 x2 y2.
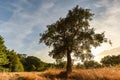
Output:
0 67 120 80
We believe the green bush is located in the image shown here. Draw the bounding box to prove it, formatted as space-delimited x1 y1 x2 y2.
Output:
84 60 101 69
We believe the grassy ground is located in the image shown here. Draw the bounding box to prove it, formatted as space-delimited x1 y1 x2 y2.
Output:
0 67 120 80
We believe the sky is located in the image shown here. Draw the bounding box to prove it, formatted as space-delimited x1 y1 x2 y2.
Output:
0 0 120 63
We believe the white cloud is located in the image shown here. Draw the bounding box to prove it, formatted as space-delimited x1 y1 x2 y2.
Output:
91 0 120 48
91 0 120 61
95 0 110 8
33 48 55 63
41 1 54 10
0 0 65 54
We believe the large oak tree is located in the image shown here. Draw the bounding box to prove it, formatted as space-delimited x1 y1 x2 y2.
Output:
39 6 109 73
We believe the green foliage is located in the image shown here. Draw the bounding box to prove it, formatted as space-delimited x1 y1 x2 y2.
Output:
0 35 24 72
13 62 24 72
101 55 120 66
75 60 101 69
40 5 109 73
18 54 55 71
0 66 9 72
0 35 55 72
0 35 6 50
0 51 9 66
6 50 24 72
0 36 9 66
21 56 47 71
84 60 101 69
17 54 27 70
55 59 67 68
75 63 84 69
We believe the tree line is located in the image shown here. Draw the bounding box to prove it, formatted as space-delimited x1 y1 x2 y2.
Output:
75 55 120 69
0 35 120 72
52 55 120 69
0 35 54 72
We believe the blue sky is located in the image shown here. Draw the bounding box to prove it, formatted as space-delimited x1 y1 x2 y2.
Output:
0 0 120 62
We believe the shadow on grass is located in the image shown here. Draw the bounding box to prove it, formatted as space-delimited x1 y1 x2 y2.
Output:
43 71 67 80
43 71 84 80
16 77 26 80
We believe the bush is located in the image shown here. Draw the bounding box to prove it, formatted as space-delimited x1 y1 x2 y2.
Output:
0 66 10 72
101 55 120 67
76 63 84 69
84 60 101 69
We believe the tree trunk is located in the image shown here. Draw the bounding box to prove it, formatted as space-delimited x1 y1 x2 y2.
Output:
66 50 72 74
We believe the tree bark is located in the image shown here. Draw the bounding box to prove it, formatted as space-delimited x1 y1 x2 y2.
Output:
66 50 72 74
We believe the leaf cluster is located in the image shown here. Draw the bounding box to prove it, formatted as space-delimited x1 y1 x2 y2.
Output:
40 6 109 61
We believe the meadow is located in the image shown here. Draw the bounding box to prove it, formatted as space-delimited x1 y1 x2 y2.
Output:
0 67 120 80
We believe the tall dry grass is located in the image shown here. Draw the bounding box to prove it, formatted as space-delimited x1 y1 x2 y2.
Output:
42 67 120 80
0 67 120 80
0 72 46 80
69 68 120 80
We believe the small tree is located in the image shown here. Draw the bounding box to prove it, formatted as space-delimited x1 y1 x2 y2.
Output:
55 59 66 69
7 50 24 72
101 55 120 67
24 56 46 71
40 5 109 73
84 60 101 69
76 63 84 69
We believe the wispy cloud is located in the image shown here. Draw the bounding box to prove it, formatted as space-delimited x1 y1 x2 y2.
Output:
0 0 73 53
90 0 120 61
33 48 55 63
92 0 120 48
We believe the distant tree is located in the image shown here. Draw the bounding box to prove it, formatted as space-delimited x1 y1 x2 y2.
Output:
0 35 6 50
44 63 55 69
55 59 67 68
40 5 109 73
0 35 24 72
0 51 9 66
18 54 53 71
101 55 120 66
76 63 84 69
24 56 46 71
7 50 24 72
17 54 27 60
0 36 9 71
84 60 101 69
17 54 27 69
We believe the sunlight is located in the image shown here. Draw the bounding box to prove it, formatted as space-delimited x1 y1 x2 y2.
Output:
83 49 87 54
92 43 112 55
91 44 112 62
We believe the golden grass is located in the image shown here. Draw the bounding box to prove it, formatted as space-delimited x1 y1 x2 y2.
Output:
0 67 120 80
41 68 120 80
69 68 120 80
0 72 46 80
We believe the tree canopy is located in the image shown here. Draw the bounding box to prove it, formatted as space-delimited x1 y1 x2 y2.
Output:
0 35 53 72
0 35 24 72
101 55 120 66
0 36 9 66
40 5 109 73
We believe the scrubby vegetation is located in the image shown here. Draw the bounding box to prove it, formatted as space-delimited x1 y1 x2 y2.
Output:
0 67 120 80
